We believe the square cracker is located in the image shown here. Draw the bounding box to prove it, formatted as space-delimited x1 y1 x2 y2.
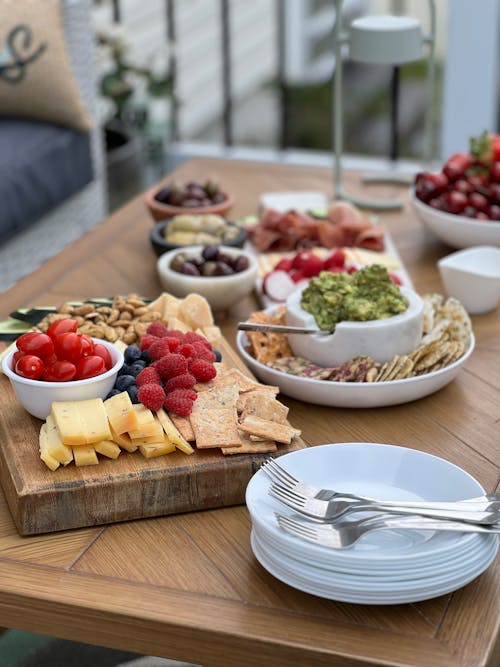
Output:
240 391 289 424
239 415 300 444
194 385 239 410
222 431 277 455
170 414 195 442
191 408 242 448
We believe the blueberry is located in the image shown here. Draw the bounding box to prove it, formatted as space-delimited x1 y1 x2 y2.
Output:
140 349 150 363
128 360 146 376
127 384 139 403
124 345 142 364
118 363 133 376
213 349 222 362
115 374 137 391
106 388 121 399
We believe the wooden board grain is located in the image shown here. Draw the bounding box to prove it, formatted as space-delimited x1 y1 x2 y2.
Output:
0 336 305 535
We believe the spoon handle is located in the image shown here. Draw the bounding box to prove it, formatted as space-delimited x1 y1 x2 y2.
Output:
238 322 331 335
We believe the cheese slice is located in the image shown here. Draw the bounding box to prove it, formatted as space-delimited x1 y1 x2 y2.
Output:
77 398 111 444
45 415 73 465
72 445 99 466
52 398 110 446
104 391 138 435
109 424 138 452
94 440 121 459
39 424 60 471
128 404 162 439
156 408 194 455
139 436 176 459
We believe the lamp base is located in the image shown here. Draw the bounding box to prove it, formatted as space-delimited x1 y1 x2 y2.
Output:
335 185 404 211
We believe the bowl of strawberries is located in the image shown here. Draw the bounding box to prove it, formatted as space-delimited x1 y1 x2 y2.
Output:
411 131 500 248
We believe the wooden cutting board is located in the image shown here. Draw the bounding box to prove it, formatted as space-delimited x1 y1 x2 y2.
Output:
0 337 305 535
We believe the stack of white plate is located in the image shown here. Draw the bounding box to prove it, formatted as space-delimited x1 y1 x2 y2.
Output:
245 443 499 605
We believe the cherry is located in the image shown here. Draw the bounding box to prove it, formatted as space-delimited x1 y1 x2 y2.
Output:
468 192 489 213
453 179 473 195
443 153 472 181
462 206 477 218
475 212 490 220
490 162 500 183
415 171 449 202
489 204 500 220
444 191 467 214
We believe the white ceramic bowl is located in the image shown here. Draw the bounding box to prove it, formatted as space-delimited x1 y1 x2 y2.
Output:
236 328 475 408
1 338 123 420
410 189 500 248
285 285 423 366
438 246 500 314
156 245 258 312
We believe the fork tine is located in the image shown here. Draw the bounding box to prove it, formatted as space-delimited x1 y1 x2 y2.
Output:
260 459 295 488
265 458 301 487
270 483 308 506
276 514 318 538
269 483 308 511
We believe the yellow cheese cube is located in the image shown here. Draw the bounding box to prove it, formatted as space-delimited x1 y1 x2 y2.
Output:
45 415 73 465
109 425 138 452
94 440 121 459
104 391 139 435
156 408 194 455
72 445 99 466
39 424 60 471
128 404 162 439
52 398 110 446
139 437 176 459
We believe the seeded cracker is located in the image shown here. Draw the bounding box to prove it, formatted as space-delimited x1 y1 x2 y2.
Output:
191 408 242 448
170 414 195 442
240 391 289 424
239 415 300 444
223 431 277 455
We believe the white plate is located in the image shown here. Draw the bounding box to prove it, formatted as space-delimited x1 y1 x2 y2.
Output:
245 443 488 567
410 190 500 248
251 530 498 605
236 329 475 408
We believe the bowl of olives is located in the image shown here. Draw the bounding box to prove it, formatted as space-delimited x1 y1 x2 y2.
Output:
150 214 246 256
156 245 258 312
145 178 234 221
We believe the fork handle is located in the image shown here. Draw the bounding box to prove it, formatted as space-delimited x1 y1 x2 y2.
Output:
341 504 500 525
362 514 500 534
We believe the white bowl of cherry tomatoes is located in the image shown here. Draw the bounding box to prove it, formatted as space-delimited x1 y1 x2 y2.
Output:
411 131 500 248
1 318 123 420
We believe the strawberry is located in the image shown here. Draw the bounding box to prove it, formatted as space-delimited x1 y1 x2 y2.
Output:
469 130 500 166
291 250 323 277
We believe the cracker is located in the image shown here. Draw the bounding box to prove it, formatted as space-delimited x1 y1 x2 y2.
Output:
213 367 261 393
222 431 277 455
191 408 242 448
240 391 289 424
194 385 239 410
239 415 300 444
386 356 414 380
376 356 399 382
170 414 195 442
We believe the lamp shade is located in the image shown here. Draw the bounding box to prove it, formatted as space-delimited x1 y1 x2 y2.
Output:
349 15 423 65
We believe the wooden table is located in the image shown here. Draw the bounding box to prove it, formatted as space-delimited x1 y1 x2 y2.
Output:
0 159 498 667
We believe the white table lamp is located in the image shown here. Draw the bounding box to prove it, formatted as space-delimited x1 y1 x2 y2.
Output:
333 0 436 210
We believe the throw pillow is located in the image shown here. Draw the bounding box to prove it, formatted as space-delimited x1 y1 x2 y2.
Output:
0 0 92 131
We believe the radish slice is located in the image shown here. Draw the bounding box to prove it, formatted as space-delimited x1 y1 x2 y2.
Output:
262 270 297 302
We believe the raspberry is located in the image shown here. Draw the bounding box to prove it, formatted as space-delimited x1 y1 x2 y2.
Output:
137 383 166 411
136 366 161 387
164 373 196 392
140 334 158 351
178 343 196 358
146 321 169 338
184 331 210 347
149 338 173 361
192 342 216 362
156 353 188 379
189 358 217 382
168 388 197 401
164 329 186 341
163 336 180 352
164 389 195 417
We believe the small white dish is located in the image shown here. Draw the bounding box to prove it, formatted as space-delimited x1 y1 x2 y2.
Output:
410 189 500 248
156 245 258 313
1 338 123 420
236 327 474 408
285 285 423 366
438 246 500 314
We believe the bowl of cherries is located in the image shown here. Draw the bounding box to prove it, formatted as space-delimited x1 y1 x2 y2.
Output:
1 318 123 419
411 131 500 248
156 245 258 312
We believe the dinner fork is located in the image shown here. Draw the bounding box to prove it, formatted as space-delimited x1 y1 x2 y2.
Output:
275 513 500 550
262 458 500 513
269 482 500 525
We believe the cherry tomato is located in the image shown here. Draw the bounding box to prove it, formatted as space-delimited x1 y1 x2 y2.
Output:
74 355 106 380
43 360 77 382
46 318 78 340
54 332 83 363
93 343 113 369
15 355 45 380
12 350 25 365
80 334 95 357
16 332 54 360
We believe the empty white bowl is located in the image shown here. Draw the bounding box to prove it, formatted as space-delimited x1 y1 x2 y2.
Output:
1 338 123 420
156 245 258 312
410 190 500 249
438 246 500 314
285 285 424 366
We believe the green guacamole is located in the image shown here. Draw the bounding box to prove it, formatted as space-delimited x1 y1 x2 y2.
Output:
300 265 408 330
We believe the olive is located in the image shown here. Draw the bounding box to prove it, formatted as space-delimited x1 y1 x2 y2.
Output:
204 178 220 198
170 252 189 271
216 252 232 266
186 180 203 190
201 245 219 261
233 255 249 272
180 261 201 276
201 261 218 276
186 186 206 201
212 192 226 204
183 198 202 208
215 261 234 276
154 186 172 203
168 189 186 207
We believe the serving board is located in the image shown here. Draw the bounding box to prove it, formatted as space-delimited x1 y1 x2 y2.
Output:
0 336 305 536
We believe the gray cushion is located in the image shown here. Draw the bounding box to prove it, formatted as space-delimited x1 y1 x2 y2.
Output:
0 117 93 244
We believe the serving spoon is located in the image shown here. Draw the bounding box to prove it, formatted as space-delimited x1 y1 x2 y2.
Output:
238 322 335 335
